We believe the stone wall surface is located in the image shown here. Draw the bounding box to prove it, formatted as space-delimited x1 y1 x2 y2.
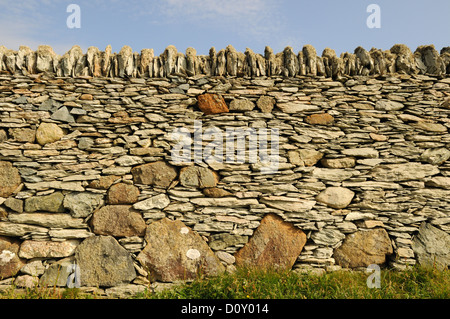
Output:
0 44 450 296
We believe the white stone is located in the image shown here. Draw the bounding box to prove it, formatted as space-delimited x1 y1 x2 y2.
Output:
133 194 170 210
186 249 201 260
190 198 258 207
342 148 379 158
259 196 316 212
277 102 320 113
375 100 404 111
312 168 354 182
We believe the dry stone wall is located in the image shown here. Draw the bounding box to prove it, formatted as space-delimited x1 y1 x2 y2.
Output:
0 44 450 295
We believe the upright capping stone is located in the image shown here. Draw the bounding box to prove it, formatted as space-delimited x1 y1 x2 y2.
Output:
101 45 112 76
139 48 154 77
163 45 178 76
341 52 357 75
303 45 317 75
370 48 387 75
283 46 299 77
226 45 238 76
441 47 450 74
265 46 276 76
322 48 336 78
17 45 35 74
354 46 374 75
209 47 217 76
117 45 134 77
414 44 445 75
86 46 101 77
36 45 57 73
390 44 416 74
185 47 197 76
175 52 187 75
245 47 263 77
60 45 84 77
215 49 226 76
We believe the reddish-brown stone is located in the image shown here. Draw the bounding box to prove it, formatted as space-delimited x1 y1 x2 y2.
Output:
202 187 232 198
79 94 93 100
197 93 229 115
88 175 121 190
305 113 335 125
234 214 307 269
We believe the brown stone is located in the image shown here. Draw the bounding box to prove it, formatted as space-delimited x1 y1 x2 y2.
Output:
287 149 323 166
88 175 120 189
8 128 36 143
91 205 146 237
321 157 356 168
36 123 64 146
107 183 140 204
369 133 388 142
256 96 275 113
0 129 7 142
202 187 232 198
136 218 225 282
79 94 93 100
197 93 229 115
0 236 25 279
305 113 335 125
333 228 393 268
442 97 450 108
234 214 307 269
0 161 21 198
131 161 177 188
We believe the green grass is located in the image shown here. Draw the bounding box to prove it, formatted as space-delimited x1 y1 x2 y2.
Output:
1 266 448 299
144 266 449 299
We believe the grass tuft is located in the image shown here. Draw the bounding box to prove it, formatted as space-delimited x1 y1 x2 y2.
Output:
146 266 449 299
1 266 448 299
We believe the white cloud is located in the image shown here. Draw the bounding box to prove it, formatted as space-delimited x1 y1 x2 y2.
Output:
142 0 286 45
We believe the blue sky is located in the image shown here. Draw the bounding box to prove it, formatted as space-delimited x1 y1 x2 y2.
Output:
0 0 449 56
